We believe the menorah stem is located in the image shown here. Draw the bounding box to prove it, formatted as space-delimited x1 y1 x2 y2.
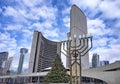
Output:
68 42 72 84
80 55 82 84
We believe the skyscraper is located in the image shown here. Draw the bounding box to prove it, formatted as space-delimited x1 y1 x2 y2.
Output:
17 48 28 74
29 31 61 73
0 52 8 68
66 5 89 70
100 61 109 67
2 57 13 70
2 57 13 75
92 53 100 68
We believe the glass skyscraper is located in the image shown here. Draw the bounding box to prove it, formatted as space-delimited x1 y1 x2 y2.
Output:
92 53 100 68
0 52 8 68
17 48 28 74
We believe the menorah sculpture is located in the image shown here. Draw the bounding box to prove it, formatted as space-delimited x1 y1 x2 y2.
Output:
61 34 93 84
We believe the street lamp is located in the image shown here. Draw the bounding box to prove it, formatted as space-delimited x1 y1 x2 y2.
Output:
61 34 93 84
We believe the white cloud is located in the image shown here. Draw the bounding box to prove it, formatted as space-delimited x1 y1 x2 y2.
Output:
4 24 22 31
70 0 101 10
3 6 17 16
3 6 28 23
22 0 43 7
0 32 17 56
87 19 105 35
29 21 60 38
99 0 120 19
0 43 6 49
44 28 59 38
115 24 120 29
17 5 58 21
36 6 57 20
2 1 59 40
30 22 42 29
30 20 54 30
87 17 120 63
22 29 33 38
62 7 70 15
93 37 108 48
63 16 70 28
83 0 100 9
87 18 112 36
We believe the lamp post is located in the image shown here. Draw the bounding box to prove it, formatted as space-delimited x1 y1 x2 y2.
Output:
61 34 93 84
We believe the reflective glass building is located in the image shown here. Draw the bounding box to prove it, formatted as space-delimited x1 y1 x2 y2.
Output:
0 52 8 68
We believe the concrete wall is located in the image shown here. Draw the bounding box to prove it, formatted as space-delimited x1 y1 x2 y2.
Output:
82 61 120 84
66 5 89 70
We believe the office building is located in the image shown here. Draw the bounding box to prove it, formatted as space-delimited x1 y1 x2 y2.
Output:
29 31 61 73
66 5 89 70
100 60 109 67
0 52 8 68
2 57 13 75
2 57 13 70
92 53 100 68
17 48 28 74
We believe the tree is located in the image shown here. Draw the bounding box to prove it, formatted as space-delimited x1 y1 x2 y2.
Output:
44 54 70 83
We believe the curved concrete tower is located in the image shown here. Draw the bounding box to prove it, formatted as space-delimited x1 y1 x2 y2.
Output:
29 31 61 73
67 5 89 70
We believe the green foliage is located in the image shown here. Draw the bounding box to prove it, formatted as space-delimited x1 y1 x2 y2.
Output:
44 54 70 83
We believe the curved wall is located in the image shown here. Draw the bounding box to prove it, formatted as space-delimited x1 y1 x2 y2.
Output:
82 61 120 84
29 31 61 73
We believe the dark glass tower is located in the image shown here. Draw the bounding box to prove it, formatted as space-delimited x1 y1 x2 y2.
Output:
92 53 100 68
0 52 8 68
17 48 28 74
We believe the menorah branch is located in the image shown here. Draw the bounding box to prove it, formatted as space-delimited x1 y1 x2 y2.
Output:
81 36 93 56
69 39 82 49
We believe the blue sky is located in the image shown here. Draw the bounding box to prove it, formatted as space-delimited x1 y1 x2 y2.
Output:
0 0 120 71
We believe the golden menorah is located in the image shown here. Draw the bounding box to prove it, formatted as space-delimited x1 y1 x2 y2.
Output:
61 34 93 84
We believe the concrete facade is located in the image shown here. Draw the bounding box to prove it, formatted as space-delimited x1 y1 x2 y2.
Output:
29 31 61 73
66 5 89 70
82 61 120 84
